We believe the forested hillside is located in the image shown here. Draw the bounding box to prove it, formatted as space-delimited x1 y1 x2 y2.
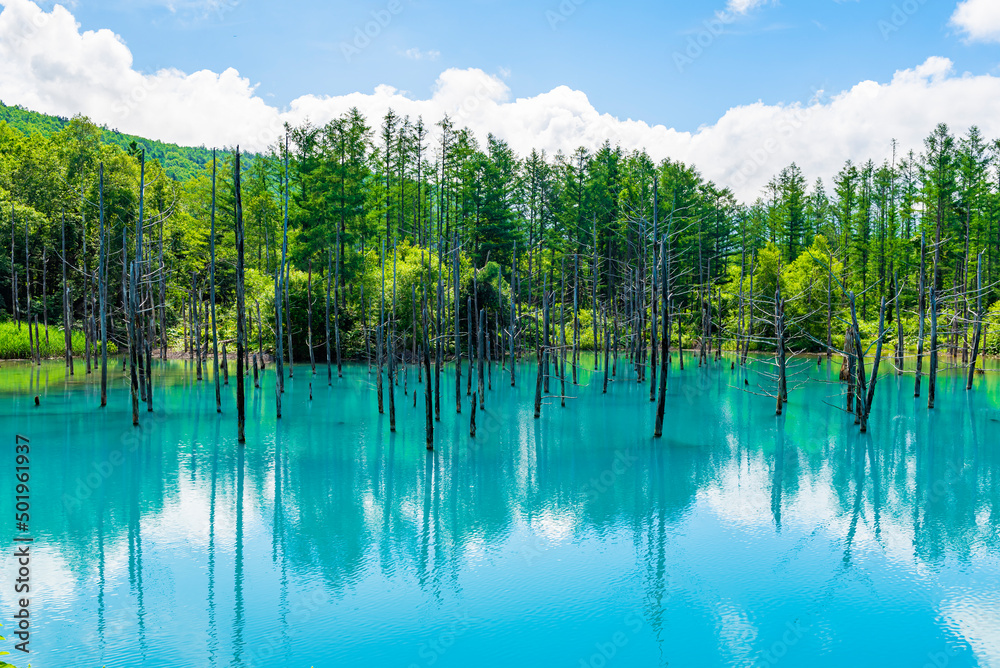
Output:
2 104 999 361
0 101 213 181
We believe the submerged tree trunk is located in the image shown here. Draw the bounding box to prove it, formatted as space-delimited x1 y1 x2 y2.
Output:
388 244 397 432
275 266 284 395
862 297 888 433
98 164 108 406
10 202 16 330
929 288 938 410
478 308 486 411
467 296 474 396
210 151 221 414
846 326 856 413
915 233 926 398
235 148 247 444
775 288 786 416
422 290 433 449
654 241 669 438
603 301 611 394
893 268 903 375
534 294 545 419
308 258 316 374
285 259 294 378
129 262 139 426
62 211 73 375
377 245 385 415
435 272 442 422
325 249 333 385
276 138 289 392
194 282 203 381
848 295 869 429
967 252 984 391
572 253 579 385
334 236 343 378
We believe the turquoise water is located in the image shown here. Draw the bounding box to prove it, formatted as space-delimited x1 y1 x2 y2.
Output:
0 353 998 667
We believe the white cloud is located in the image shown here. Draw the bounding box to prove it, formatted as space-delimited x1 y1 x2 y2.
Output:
141 0 240 20
3 0 1000 201
951 0 1000 43
726 0 772 15
401 47 440 61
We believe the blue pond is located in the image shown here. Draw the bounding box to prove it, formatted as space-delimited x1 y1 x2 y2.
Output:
0 353 998 667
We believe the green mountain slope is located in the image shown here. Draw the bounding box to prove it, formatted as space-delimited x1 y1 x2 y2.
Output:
0 100 214 181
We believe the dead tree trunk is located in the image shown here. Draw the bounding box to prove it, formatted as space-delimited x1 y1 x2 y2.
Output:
210 151 221 413
967 252 984 391
377 244 385 415
929 288 938 410
388 245 397 432
845 326 855 413
862 296 888 433
510 263 517 388
534 293 545 418
603 301 611 394
276 138 288 391
454 242 462 412
422 290 433 449
98 164 108 406
325 249 333 385
893 268 903 375
775 287 786 415
334 239 342 378
62 211 73 374
470 392 477 437
478 308 487 411
10 202 16 330
307 258 316 374
654 241 669 437
285 260 294 378
572 253 579 385
915 232 926 397
467 296 474 396
848 294 869 430
435 272 443 421
235 148 247 444
129 262 140 426
194 281 203 381
826 249 833 360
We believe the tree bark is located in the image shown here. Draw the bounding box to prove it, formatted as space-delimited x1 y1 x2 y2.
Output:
967 252 984 390
235 148 247 444
210 151 221 413
98 164 108 406
929 288 938 410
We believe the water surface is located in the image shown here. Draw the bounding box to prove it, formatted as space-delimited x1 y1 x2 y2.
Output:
0 354 998 667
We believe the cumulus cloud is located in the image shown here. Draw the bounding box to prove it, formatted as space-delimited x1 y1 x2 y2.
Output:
3 0 1000 201
951 0 1000 43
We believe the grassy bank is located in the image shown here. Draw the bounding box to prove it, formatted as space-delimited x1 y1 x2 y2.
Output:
0 321 116 360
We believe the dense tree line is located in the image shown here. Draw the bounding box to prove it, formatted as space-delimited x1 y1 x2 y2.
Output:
2 109 999 363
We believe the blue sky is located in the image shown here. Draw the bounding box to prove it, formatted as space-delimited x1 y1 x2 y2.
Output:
2 0 999 199
55 0 997 132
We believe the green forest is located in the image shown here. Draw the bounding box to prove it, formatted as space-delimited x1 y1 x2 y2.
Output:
2 104 999 363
